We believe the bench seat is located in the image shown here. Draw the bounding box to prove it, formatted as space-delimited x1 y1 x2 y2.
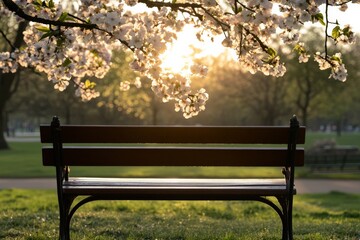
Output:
63 177 293 199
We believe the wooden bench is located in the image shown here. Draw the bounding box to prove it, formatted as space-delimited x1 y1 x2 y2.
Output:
40 115 305 240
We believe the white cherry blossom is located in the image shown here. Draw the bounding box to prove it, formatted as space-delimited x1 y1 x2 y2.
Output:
0 0 359 117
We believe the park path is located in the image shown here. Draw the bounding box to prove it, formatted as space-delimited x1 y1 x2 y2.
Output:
0 178 359 194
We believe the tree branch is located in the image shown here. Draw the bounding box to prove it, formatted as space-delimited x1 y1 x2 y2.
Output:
1 0 138 52
138 0 202 10
324 0 329 56
2 0 97 29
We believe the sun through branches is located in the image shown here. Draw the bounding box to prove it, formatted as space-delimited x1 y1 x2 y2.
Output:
0 0 358 118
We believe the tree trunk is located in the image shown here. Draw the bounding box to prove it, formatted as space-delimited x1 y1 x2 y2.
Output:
336 120 342 136
0 72 15 150
295 76 312 126
0 108 9 149
0 21 28 150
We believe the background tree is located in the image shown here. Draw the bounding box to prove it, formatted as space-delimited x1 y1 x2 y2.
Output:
1 0 357 119
1 0 360 149
314 35 360 134
239 75 291 125
0 18 27 149
6 51 153 126
3 32 360 134
95 50 154 124
283 28 330 126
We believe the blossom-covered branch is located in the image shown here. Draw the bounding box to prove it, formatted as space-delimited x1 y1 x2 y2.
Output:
2 0 96 29
0 0 359 118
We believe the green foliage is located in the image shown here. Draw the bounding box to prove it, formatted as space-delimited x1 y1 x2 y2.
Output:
95 50 154 122
263 47 278 64
58 12 74 22
332 26 341 39
34 25 50 33
330 53 341 63
62 57 72 67
39 28 61 41
332 25 353 41
293 43 306 54
0 190 359 239
32 0 55 10
84 79 96 89
267 47 277 57
312 13 325 26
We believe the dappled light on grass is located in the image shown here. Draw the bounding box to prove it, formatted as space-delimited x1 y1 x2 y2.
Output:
0 190 359 239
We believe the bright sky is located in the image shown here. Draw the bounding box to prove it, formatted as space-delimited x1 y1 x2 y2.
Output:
320 3 360 34
161 3 360 73
160 25 235 73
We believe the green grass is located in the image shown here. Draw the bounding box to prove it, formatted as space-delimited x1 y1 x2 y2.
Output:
0 142 55 178
0 132 359 178
0 189 359 239
304 132 360 149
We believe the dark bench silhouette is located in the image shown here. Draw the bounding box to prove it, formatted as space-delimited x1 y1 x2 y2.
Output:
40 115 305 240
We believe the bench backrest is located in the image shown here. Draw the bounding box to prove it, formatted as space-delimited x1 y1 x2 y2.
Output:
40 116 305 168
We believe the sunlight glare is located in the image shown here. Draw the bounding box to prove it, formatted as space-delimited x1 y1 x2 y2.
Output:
160 31 194 74
319 3 360 33
160 25 236 74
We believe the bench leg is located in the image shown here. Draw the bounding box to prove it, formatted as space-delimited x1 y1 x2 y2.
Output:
283 206 291 240
277 196 293 240
288 208 293 240
255 196 291 240
59 196 74 240
60 195 98 240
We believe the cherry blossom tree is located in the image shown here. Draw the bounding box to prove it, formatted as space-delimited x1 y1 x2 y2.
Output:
0 0 358 121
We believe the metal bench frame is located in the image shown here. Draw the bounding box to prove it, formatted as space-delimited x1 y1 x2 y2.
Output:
40 115 305 240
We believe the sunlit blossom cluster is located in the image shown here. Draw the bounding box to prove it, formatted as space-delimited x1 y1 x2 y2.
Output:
119 81 131 91
314 52 348 82
175 88 209 119
20 25 111 101
0 52 18 73
0 0 359 118
74 78 101 101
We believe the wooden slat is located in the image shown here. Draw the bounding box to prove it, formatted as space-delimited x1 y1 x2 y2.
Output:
62 178 290 198
63 178 295 200
42 146 304 166
40 125 306 144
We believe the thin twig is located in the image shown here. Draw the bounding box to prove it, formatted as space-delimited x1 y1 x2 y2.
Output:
324 0 329 57
237 1 255 13
0 29 16 50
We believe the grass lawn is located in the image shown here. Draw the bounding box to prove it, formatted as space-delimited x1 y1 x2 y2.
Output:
0 133 359 239
1 131 360 179
304 132 360 148
0 142 53 178
0 189 359 239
